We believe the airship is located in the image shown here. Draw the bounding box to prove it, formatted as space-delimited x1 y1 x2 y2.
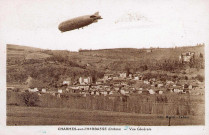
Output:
58 12 102 32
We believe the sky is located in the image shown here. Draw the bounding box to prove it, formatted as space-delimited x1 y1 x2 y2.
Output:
0 0 209 51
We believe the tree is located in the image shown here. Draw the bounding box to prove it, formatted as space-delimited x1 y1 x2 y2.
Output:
21 92 40 106
200 53 203 58
144 65 148 70
196 75 204 82
185 76 188 80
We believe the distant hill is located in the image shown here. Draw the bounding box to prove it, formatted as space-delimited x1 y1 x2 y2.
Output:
77 45 204 71
7 44 42 51
6 44 204 87
7 44 50 60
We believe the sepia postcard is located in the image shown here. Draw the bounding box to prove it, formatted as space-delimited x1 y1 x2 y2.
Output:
0 0 209 135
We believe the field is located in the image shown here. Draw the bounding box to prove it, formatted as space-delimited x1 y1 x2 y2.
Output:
7 106 204 126
7 91 205 126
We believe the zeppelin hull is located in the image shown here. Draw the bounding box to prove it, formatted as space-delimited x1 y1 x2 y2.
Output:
59 16 94 32
58 12 102 32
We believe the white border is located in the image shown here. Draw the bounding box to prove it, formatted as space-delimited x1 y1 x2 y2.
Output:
0 3 209 135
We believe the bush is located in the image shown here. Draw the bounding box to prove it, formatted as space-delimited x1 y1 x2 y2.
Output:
185 76 188 80
196 75 204 82
21 92 40 106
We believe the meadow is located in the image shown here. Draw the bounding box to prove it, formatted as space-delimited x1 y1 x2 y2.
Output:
7 91 204 125
7 106 204 126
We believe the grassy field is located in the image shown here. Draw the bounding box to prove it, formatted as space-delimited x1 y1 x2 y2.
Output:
7 106 204 126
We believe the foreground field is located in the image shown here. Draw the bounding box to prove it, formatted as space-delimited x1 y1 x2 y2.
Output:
7 106 204 126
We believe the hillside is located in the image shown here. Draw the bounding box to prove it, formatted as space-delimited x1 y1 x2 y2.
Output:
7 44 204 87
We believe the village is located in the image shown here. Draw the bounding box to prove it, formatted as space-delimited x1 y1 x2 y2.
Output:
24 71 203 98
7 51 204 99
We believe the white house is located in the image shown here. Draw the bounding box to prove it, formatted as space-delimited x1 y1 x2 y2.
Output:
41 88 46 93
96 91 100 95
103 91 108 96
166 81 174 84
63 81 70 85
137 90 142 94
144 80 150 84
148 89 155 94
134 76 139 80
188 85 193 90
158 83 164 88
109 91 114 95
28 88 39 92
58 89 63 93
120 73 127 78
159 90 163 94
79 77 92 85
120 89 126 95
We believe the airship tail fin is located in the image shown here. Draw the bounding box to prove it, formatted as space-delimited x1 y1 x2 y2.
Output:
90 12 102 19
94 12 99 15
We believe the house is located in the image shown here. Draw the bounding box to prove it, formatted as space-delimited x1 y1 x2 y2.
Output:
179 51 195 63
139 88 143 91
155 90 164 94
114 87 120 91
182 90 187 94
178 89 184 94
166 81 174 84
121 82 128 86
148 89 155 94
120 73 127 78
188 85 193 90
120 89 126 95
144 80 150 84
95 91 100 95
28 87 39 92
91 91 95 95
78 85 90 91
151 84 155 87
151 78 156 81
101 91 108 96
41 88 46 93
58 89 63 93
173 86 183 93
157 83 164 88
159 90 163 94
79 77 92 85
113 77 119 80
173 89 178 93
137 90 142 94
134 76 139 80
63 81 70 85
7 87 15 91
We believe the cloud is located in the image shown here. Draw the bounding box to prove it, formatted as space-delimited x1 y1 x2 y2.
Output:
115 11 150 24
